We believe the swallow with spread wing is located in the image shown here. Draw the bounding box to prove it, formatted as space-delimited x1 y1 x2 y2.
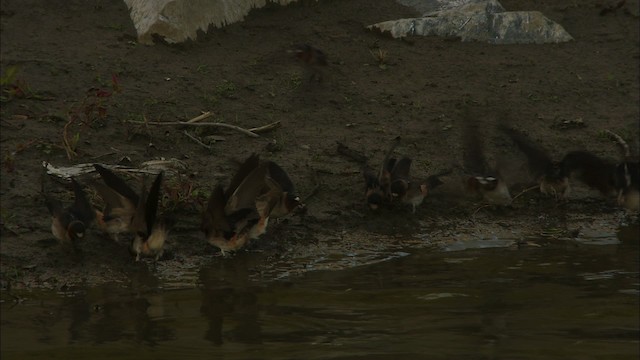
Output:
614 161 639 211
92 164 139 241
93 164 170 260
559 151 617 197
499 125 568 199
130 171 170 261
202 154 303 255
388 156 450 213
363 136 401 210
462 112 511 205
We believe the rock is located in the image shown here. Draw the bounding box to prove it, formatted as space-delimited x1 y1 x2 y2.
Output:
123 0 307 45
369 0 573 44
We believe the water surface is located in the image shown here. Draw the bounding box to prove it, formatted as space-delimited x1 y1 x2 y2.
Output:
1 225 638 359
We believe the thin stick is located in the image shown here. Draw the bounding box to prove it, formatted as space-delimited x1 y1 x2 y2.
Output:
511 185 539 202
302 183 321 204
127 120 259 138
604 129 630 157
62 120 77 160
458 17 472 30
302 166 322 203
2 224 20 236
336 141 369 163
183 130 212 150
186 111 214 123
471 204 492 217
248 121 281 133
90 152 117 160
315 167 361 175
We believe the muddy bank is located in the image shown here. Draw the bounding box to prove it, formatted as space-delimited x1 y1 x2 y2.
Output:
1 0 638 290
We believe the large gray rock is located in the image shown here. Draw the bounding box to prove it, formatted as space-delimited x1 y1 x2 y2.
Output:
370 0 573 44
123 0 306 44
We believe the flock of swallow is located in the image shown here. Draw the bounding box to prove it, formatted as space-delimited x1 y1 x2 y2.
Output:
43 124 639 261
42 44 639 261
497 124 638 211
44 155 305 259
360 126 639 215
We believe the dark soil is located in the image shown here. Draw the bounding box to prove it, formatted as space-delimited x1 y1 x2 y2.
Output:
1 0 638 290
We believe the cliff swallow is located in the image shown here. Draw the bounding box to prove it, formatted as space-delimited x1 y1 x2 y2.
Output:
614 161 639 211
363 165 384 210
202 183 250 255
263 160 305 217
130 171 170 261
44 178 95 249
291 44 328 81
202 154 303 255
363 136 401 210
559 150 617 197
93 164 170 260
499 125 569 199
392 166 452 213
388 157 427 213
462 113 511 205
92 164 139 240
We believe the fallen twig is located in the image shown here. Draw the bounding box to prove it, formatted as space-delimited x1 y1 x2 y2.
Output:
90 152 118 160
1 224 20 236
186 111 214 123
315 167 361 175
302 183 321 204
127 120 259 138
604 129 630 158
62 120 77 160
511 185 539 202
471 204 492 217
336 141 368 163
248 121 281 134
183 130 212 150
302 166 322 203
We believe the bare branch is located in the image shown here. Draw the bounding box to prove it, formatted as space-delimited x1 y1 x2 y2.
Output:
248 121 281 134
127 120 260 138
183 130 212 150
186 111 214 123
604 129 630 158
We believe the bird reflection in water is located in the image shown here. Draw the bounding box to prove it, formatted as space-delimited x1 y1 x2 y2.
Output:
199 258 263 345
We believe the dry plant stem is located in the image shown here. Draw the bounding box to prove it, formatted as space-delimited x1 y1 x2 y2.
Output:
336 141 368 163
604 129 630 157
128 120 259 138
183 130 212 150
302 182 321 203
248 121 281 134
186 111 214 123
302 167 322 203
62 119 77 160
315 167 361 175
511 185 540 202
471 204 492 217
2 224 20 236
91 152 118 160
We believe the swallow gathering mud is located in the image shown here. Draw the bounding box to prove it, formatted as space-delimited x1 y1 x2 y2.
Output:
500 126 639 211
92 164 172 260
42 134 639 259
40 45 638 260
43 177 95 251
201 154 304 256
361 136 450 213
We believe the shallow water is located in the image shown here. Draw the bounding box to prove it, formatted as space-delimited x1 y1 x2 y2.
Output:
1 224 638 360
